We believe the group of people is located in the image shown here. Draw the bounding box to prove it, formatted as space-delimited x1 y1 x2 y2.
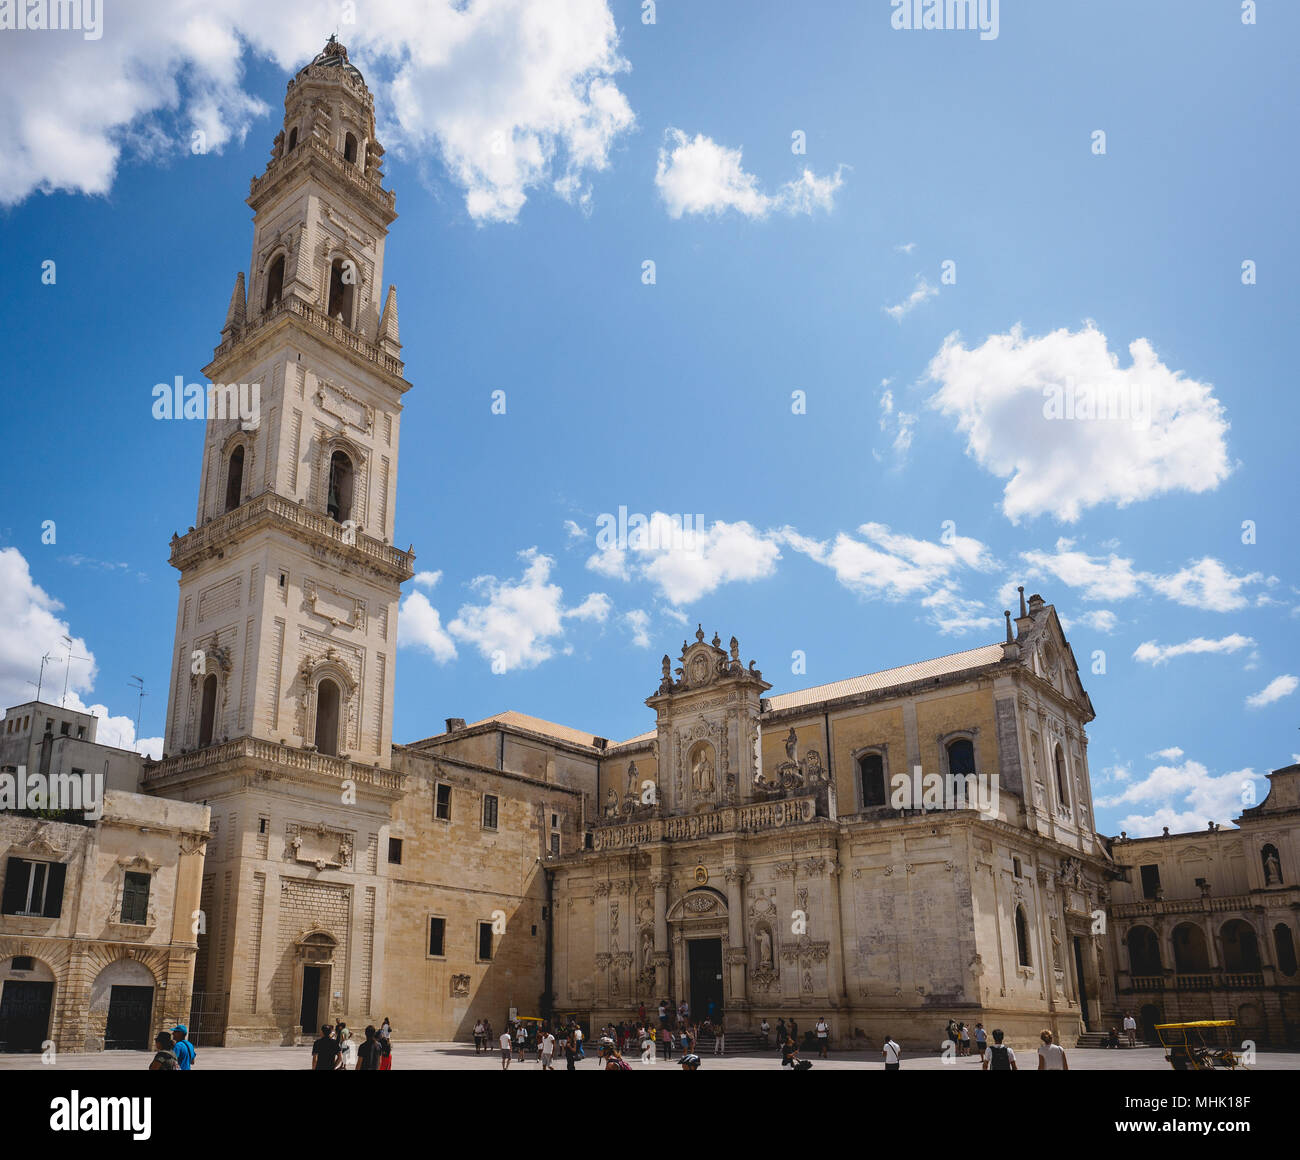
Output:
1101 1013 1139 1048
310 1017 394 1070
931 1022 1070 1071
493 1018 588 1070
758 1015 833 1059
147 1025 196 1071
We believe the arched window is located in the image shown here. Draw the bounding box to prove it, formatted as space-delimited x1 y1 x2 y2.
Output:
1127 925 1163 976
315 678 340 756
327 450 354 523
858 752 886 808
197 674 218 748
287 126 298 152
264 254 285 311
1220 919 1261 972
1172 923 1210 973
947 738 976 777
224 446 244 513
1015 906 1031 967
1054 743 1069 806
343 132 358 165
1274 924 1297 977
327 257 355 327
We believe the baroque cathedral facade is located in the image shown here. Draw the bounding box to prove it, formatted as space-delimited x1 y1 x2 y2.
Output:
126 40 1298 1051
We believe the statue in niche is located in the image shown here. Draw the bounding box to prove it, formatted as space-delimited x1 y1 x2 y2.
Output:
1264 847 1283 885
641 927 654 967
692 747 715 795
626 761 638 796
758 927 773 968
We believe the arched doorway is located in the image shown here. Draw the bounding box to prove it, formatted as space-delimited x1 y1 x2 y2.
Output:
314 678 341 756
0 955 56 1053
1139 1003 1162 1044
197 673 218 748
295 930 337 1036
1220 919 1262 973
666 887 729 1023
1172 923 1210 974
1127 925 1163 976
90 958 156 1050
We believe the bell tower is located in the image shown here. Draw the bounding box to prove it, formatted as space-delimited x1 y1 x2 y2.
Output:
147 37 414 1045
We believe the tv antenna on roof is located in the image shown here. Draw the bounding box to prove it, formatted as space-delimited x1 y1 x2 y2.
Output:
59 634 89 709
129 676 148 738
27 651 53 702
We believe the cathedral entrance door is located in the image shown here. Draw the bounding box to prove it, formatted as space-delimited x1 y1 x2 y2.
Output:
300 966 322 1034
688 938 724 1020
1072 938 1090 1031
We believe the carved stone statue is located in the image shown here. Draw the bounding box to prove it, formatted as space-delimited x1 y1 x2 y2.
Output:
692 749 715 795
784 727 798 764
605 787 619 817
1264 849 1283 885
729 636 740 662
759 927 773 967
661 654 672 680
626 761 639 796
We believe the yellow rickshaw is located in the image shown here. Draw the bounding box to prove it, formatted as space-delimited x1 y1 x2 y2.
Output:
1156 1020 1247 1071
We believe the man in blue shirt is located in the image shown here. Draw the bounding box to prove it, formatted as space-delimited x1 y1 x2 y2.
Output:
171 1025 196 1070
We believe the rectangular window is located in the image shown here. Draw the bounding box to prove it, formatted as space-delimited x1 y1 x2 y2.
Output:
428 916 446 957
551 813 557 828
120 871 151 925
550 833 560 857
60 721 70 736
11 956 34 972
482 794 498 830
76 725 86 739
258 817 268 835
1 857 66 918
435 783 451 821
1012 857 1022 878
388 838 403 865
1140 864 1162 900
478 921 494 961
45 718 53 733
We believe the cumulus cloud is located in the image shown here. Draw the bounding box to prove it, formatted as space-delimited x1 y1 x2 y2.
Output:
563 520 588 542
884 276 938 322
1059 609 1118 634
782 522 998 634
0 548 160 756
624 609 651 648
1132 634 1255 666
586 515 780 606
1015 540 1272 613
655 129 843 219
875 383 917 463
448 548 609 671
413 570 443 589
0 0 636 221
398 592 459 663
1246 674 1298 709
927 324 1232 523
1097 754 1260 835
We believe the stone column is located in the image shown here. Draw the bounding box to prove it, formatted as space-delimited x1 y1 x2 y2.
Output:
724 866 748 1022
594 879 611 1007
652 873 670 996
825 860 849 1009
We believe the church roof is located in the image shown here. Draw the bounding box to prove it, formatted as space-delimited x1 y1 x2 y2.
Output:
470 710 604 749
297 35 366 86
764 642 1006 712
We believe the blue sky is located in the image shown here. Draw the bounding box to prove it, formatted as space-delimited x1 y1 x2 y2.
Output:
0 0 1296 837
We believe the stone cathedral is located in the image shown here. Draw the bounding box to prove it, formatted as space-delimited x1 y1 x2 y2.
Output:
118 40 1298 1051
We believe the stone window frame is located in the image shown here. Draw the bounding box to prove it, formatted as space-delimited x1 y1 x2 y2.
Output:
849 744 890 812
259 245 289 314
1052 739 1072 812
434 781 452 823
476 919 495 963
427 914 447 960
300 657 356 757
481 793 499 832
1014 903 1033 968
218 429 254 515
324 247 364 330
938 729 980 777
315 431 368 529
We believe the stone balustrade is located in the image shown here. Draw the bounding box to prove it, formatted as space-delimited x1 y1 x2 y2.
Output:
592 796 817 851
144 736 404 794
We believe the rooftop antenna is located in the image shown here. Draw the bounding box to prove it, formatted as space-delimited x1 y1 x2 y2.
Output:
27 651 53 702
129 676 148 738
59 635 89 709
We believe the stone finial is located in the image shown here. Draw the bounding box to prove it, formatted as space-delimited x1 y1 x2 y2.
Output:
695 625 704 643
378 283 400 350
1018 585 1027 618
223 270 246 335
1004 610 1013 643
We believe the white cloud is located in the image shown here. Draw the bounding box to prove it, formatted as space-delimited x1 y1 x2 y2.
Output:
895 242 916 254
927 324 1232 523
398 592 459 663
0 1 636 222
563 519 588 542
1015 540 1271 613
624 609 651 648
1246 674 1298 709
655 129 843 219
1152 747 1185 761
1059 609 1118 634
1132 633 1255 666
1098 755 1260 835
884 276 938 322
413 570 443 589
446 548 608 671
587 515 780 606
875 385 917 462
1147 558 1269 613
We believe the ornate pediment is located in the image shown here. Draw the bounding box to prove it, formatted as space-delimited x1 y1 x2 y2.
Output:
652 625 768 697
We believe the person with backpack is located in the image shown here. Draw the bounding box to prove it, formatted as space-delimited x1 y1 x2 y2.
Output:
982 1028 1017 1071
149 1031 179 1070
881 1034 901 1071
171 1025 196 1070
